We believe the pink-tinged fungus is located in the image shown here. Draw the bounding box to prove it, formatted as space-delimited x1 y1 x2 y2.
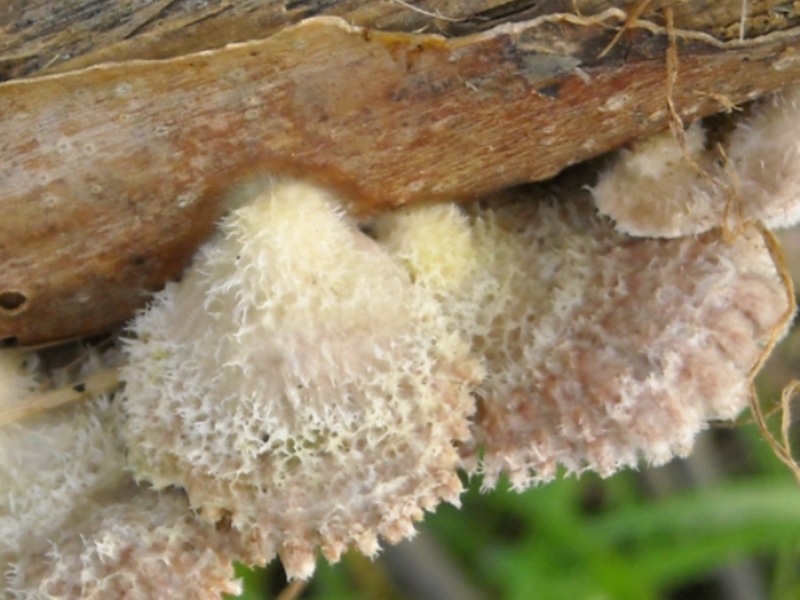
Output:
592 83 800 238
590 122 722 237
376 185 791 490
9 488 252 600
121 180 481 580
0 351 250 600
726 82 800 230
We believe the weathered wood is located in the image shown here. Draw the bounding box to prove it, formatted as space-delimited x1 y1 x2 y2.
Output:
2 2 800 346
2 0 797 79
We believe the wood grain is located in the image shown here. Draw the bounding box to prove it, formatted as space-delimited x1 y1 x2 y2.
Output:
2 1 797 79
2 5 800 346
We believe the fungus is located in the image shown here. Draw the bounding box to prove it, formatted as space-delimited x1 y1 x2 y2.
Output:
121 179 481 579
3 169 794 595
592 82 800 237
375 182 791 490
590 122 722 237
0 350 250 600
6 88 799 593
7 486 249 600
726 82 800 230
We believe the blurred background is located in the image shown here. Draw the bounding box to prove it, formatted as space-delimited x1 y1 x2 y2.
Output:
227 228 800 600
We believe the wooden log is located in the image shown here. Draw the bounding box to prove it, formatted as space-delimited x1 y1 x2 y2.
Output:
2 1 797 79
2 1 800 346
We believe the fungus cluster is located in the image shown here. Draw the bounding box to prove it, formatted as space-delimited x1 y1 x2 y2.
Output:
0 351 255 599
1 81 798 596
592 83 800 237
375 188 789 490
122 181 481 578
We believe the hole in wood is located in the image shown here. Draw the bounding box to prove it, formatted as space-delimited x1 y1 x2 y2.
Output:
0 336 19 348
0 291 26 312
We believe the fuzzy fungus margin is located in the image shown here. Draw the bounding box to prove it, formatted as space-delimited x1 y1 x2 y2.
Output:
2 93 800 594
121 180 482 580
0 351 259 600
374 182 793 489
592 82 800 238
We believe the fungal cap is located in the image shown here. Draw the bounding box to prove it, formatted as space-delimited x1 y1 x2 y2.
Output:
593 83 800 238
727 82 800 229
376 189 790 490
122 179 479 579
591 122 721 238
373 202 478 293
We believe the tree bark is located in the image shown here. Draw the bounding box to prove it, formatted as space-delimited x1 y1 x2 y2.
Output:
2 0 800 346
2 1 798 79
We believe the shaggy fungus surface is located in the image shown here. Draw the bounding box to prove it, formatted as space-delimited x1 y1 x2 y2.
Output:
121 180 481 579
593 82 800 237
0 351 251 600
375 185 791 489
4 86 799 593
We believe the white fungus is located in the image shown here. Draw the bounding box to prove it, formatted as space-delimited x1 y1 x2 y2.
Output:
121 179 481 579
375 184 790 490
727 82 800 229
0 351 248 600
592 82 800 237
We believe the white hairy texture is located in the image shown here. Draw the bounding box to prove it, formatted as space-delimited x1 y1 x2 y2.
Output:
593 82 800 237
727 82 800 229
7 486 248 600
0 354 245 600
376 190 789 490
122 180 480 580
591 122 722 237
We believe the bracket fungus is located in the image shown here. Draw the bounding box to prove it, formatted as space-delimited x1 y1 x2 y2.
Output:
2 85 799 598
0 351 255 599
121 180 481 579
374 182 792 490
592 82 800 237
113 164 792 583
